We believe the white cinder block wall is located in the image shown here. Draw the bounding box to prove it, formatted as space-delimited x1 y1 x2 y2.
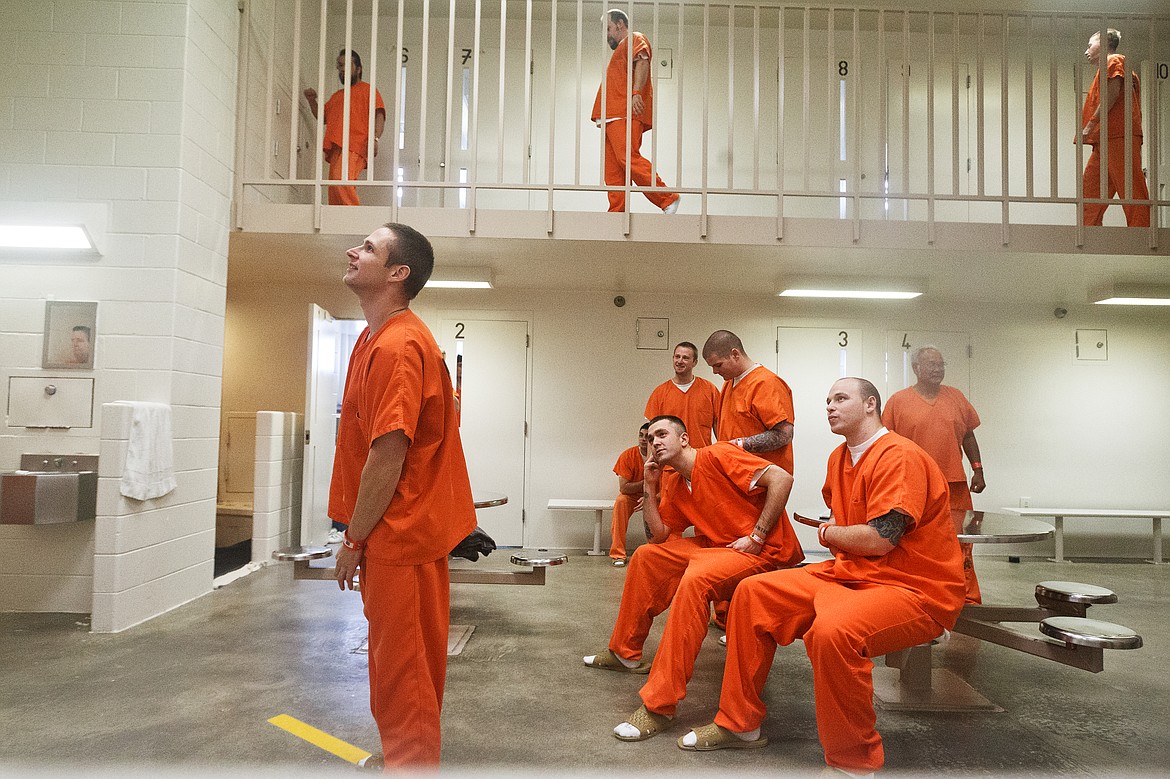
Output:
0 0 238 627
250 411 303 563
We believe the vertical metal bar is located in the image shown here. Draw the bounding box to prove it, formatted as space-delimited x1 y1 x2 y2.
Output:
878 9 886 220
1050 14 1058 200
624 0 634 234
233 0 252 228
441 0 456 206
289 0 303 180
701 2 709 236
901 11 908 207
1096 18 1107 217
1149 21 1161 242
367 0 381 176
851 8 859 239
341 0 354 183
676 0 684 195
976 13 984 197
802 8 810 192
496 0 506 182
314 0 328 225
391 0 404 221
1074 41 1084 246
752 6 760 191
1001 14 1010 243
951 11 959 197
1025 13 1034 199
728 3 736 191
650 2 659 191
827 7 834 194
776 5 785 239
927 11 936 237
263 0 277 188
575 0 583 187
417 0 431 187
470 0 482 228
547 0 558 231
523 0 533 184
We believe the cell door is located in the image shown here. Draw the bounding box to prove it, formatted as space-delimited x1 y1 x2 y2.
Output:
884 330 972 398
439 318 530 546
776 327 864 531
301 304 342 547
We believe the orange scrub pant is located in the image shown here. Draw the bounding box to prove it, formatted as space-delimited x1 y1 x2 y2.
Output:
949 481 981 604
714 568 942 774
1083 139 1151 227
609 493 641 561
603 119 678 213
326 145 368 206
607 536 774 716
361 555 450 768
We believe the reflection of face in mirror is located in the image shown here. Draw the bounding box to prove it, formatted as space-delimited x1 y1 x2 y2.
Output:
70 325 92 364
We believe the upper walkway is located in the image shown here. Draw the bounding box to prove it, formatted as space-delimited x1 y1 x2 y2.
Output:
233 1 1169 255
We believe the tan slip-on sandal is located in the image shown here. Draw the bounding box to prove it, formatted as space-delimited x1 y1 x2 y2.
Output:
677 723 768 751
583 649 651 674
614 704 674 742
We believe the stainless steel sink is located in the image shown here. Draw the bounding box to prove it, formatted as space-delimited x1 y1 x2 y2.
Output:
0 454 98 525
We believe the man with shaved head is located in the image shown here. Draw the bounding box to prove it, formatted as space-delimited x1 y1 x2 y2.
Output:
701 329 796 628
679 377 964 776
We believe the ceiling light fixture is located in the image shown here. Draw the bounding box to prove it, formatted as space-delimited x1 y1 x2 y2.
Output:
778 277 922 300
425 267 494 289
1091 282 1170 306
0 224 98 252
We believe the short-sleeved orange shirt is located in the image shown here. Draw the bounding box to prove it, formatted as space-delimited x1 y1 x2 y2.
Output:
322 80 386 159
657 443 804 568
591 32 654 129
328 310 476 566
1081 53 1143 144
815 432 965 628
644 377 721 448
882 385 979 483
716 366 795 474
613 445 645 482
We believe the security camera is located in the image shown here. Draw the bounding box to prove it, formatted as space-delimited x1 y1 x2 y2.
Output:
614 296 626 308
1054 307 1068 319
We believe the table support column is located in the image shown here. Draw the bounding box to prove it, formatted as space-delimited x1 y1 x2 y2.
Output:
588 509 606 556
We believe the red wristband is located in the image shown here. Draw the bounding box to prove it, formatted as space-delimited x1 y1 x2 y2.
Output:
342 529 366 550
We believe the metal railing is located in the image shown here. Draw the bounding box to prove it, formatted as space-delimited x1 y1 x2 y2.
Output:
234 1 1168 246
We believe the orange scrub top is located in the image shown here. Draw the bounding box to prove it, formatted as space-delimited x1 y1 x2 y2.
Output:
1081 54 1142 144
717 366 796 475
881 385 979 483
591 32 654 129
323 81 386 160
614 445 646 483
645 377 721 448
816 431 965 628
657 443 804 569
328 310 477 565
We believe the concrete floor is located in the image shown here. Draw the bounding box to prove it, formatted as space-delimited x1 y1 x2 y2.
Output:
2 551 1168 777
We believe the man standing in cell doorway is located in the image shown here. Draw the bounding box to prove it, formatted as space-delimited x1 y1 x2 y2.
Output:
1079 28 1150 227
883 345 985 603
305 49 386 206
609 422 651 566
328 222 477 768
592 9 680 214
645 342 721 449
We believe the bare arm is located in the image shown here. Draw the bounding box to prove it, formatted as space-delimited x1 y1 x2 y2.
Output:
726 466 793 553
303 88 319 119
334 430 408 590
618 475 644 496
735 420 793 453
639 458 671 544
373 108 386 156
631 57 650 117
819 510 908 557
962 430 985 493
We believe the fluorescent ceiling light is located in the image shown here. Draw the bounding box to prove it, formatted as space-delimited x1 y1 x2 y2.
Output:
0 224 96 251
1091 283 1170 306
425 267 493 289
779 288 921 300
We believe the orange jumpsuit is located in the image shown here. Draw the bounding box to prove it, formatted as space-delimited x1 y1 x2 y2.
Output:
715 365 795 475
644 376 721 448
607 444 804 717
713 432 964 774
1080 54 1149 226
329 310 477 767
610 445 646 561
882 385 982 603
322 81 385 206
591 33 678 213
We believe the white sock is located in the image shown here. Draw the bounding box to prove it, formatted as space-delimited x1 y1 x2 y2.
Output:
680 726 759 747
582 652 639 668
614 721 641 738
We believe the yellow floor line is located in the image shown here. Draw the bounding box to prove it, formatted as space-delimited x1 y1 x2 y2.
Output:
268 714 372 765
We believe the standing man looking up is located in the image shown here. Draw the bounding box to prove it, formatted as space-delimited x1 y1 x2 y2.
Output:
679 378 964 776
883 345 985 603
305 49 386 206
328 222 476 767
591 9 680 214
1079 28 1150 227
644 341 721 449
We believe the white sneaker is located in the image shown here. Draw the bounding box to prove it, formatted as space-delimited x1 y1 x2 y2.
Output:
663 197 680 214
326 528 344 545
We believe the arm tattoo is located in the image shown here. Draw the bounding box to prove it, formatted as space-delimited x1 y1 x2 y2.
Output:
742 422 794 453
867 511 910 545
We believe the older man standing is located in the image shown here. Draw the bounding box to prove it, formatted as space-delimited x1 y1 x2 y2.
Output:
679 378 964 777
328 222 476 767
883 345 985 603
584 415 802 743
592 9 679 213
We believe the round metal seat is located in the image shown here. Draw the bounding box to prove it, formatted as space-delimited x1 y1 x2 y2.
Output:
510 549 568 568
271 546 334 562
1039 616 1142 650
1035 580 1118 605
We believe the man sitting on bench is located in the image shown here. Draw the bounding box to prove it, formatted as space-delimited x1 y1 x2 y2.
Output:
678 378 964 776
583 415 803 742
609 422 651 566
